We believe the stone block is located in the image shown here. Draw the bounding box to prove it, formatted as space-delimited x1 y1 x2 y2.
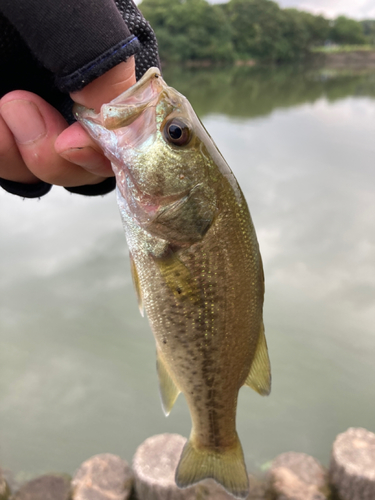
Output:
11 474 71 500
329 427 375 500
71 453 133 500
268 451 329 500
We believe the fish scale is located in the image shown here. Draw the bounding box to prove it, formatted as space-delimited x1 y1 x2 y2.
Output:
75 67 271 499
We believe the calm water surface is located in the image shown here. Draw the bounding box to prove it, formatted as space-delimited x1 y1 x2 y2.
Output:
1 66 374 479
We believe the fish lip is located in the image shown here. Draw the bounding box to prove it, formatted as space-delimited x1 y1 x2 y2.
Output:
74 67 166 128
111 67 163 103
99 67 166 128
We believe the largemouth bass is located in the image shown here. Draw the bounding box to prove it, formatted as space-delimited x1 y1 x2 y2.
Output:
75 67 271 499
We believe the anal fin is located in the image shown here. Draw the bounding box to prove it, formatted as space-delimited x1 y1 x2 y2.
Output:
245 322 271 396
157 350 180 416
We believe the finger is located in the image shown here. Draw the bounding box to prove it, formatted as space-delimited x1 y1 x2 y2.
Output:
55 122 113 178
0 113 39 183
0 91 107 187
71 57 136 111
58 59 136 179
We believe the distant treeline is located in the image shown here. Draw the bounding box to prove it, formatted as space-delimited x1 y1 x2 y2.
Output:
139 0 375 64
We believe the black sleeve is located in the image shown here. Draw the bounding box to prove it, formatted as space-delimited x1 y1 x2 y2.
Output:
0 0 160 92
0 0 160 199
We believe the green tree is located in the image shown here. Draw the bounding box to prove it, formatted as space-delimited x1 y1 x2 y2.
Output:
139 0 235 63
225 0 287 61
330 16 366 45
279 10 330 61
225 0 329 63
361 20 375 45
295 11 330 46
280 9 312 61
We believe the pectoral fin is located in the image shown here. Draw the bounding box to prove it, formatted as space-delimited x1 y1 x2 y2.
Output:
156 350 180 416
245 323 271 396
153 249 200 303
129 252 144 317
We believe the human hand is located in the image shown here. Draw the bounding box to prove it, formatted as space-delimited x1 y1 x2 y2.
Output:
0 57 136 187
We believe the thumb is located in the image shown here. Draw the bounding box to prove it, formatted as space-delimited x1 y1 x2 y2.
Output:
55 57 137 176
70 57 136 112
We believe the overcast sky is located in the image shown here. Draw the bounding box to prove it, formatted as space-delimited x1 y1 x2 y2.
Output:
206 0 375 20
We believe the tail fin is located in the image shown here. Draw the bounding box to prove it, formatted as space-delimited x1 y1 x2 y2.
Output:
175 436 249 499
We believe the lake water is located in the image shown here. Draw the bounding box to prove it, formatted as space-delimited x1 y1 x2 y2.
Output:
1 65 375 480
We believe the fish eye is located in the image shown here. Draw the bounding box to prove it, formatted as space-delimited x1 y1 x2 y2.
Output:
163 119 191 146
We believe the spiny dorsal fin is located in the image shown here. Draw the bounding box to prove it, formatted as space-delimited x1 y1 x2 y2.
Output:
129 252 144 317
156 350 180 416
245 322 271 396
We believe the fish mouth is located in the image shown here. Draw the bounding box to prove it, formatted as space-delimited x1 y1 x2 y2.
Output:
100 67 166 130
73 67 166 132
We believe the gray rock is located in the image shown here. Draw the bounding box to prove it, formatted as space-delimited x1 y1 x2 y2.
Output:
133 434 197 500
329 427 375 500
71 453 133 500
247 475 272 500
268 452 329 500
11 474 71 500
196 475 272 500
132 433 268 500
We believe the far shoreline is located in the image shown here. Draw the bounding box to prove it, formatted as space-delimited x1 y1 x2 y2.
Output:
160 47 375 70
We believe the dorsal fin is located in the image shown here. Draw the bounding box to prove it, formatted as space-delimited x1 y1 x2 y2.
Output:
245 323 271 396
156 350 180 416
129 252 144 317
